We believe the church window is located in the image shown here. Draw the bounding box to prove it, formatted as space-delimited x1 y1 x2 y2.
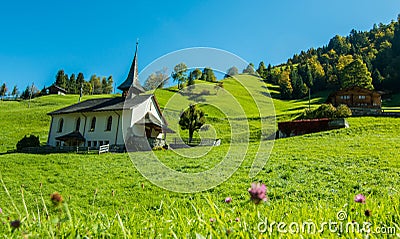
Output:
90 117 96 132
75 117 81 131
57 118 64 132
106 116 112 131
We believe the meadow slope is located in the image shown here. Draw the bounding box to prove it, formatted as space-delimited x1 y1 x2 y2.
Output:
0 76 399 238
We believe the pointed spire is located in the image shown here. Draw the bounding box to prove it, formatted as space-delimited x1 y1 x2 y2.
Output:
118 40 145 98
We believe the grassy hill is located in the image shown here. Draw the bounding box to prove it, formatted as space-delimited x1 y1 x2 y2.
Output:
0 76 399 237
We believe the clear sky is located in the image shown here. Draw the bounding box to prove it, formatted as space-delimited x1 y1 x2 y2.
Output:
1 0 399 92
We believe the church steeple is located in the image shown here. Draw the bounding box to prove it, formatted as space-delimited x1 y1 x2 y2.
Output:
118 40 145 98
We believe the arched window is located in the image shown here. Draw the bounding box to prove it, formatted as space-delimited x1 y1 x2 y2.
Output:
106 116 112 131
90 117 96 132
75 117 81 132
57 118 64 133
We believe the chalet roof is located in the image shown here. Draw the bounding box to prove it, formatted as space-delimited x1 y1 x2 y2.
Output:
329 86 381 97
117 42 145 94
48 94 153 115
48 84 67 93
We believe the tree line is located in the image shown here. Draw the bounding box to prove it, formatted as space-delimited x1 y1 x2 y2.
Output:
254 15 400 99
53 70 113 95
1 70 114 101
0 83 18 100
143 63 220 90
143 63 257 91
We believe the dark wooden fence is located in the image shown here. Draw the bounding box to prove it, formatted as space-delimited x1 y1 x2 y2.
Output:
381 107 400 117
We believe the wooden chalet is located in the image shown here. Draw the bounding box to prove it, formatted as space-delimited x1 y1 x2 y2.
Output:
327 86 382 115
47 84 67 95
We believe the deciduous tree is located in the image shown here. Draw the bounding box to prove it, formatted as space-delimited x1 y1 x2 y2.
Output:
243 63 255 75
341 58 373 89
172 63 188 90
179 104 206 143
224 66 239 78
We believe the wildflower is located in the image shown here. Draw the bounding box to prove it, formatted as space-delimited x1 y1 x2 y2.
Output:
50 192 63 206
0 208 2 214
10 220 21 229
365 209 372 217
248 183 267 204
235 217 240 222
210 218 215 223
354 194 366 204
225 197 232 203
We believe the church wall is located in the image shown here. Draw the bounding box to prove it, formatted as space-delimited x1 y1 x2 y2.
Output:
47 97 168 148
149 97 164 124
48 113 82 146
48 111 123 147
83 111 120 147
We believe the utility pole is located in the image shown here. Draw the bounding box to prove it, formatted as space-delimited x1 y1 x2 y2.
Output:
28 82 34 108
79 84 83 103
308 87 311 110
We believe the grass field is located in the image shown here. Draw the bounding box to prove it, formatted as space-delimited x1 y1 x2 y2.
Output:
0 76 400 238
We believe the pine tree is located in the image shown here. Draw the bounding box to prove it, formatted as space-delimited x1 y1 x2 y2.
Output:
200 67 217 82
76 72 85 90
11 85 18 99
257 61 267 78
106 76 114 94
0 83 7 100
55 70 67 89
68 74 76 94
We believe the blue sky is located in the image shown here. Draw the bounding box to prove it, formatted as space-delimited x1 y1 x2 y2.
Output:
1 0 399 92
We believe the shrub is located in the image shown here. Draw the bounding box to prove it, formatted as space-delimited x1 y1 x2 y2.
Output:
152 146 165 151
16 135 40 151
314 104 337 119
299 104 352 120
335 104 352 118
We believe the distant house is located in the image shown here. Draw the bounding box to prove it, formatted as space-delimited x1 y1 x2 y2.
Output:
277 118 349 138
47 43 173 151
327 87 382 115
47 84 67 95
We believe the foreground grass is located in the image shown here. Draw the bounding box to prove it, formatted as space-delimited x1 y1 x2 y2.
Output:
1 117 400 237
1 77 400 237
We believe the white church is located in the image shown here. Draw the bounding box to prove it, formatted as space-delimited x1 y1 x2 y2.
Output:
47 43 172 151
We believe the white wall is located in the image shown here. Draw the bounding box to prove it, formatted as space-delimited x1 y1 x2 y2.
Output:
47 96 166 147
48 111 124 147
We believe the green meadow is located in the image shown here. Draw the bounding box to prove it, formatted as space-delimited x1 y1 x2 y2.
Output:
0 76 399 238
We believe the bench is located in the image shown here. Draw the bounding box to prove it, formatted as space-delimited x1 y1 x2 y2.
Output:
98 144 110 154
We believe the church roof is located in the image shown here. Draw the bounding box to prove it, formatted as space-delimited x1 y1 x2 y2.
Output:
56 131 86 142
117 42 145 93
137 112 163 126
48 94 153 115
